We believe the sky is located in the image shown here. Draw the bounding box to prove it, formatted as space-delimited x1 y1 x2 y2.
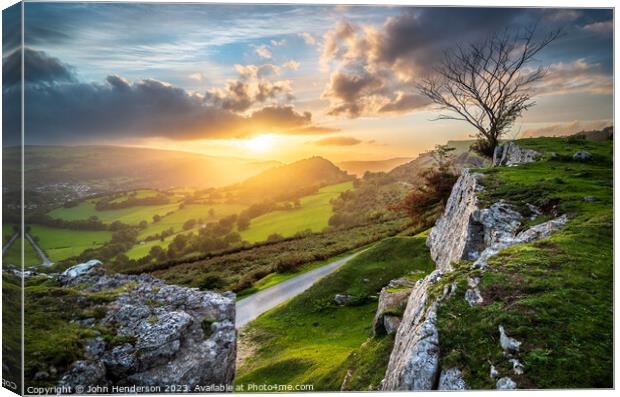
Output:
2 3 614 163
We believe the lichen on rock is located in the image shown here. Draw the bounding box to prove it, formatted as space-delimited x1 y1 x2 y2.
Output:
57 263 236 392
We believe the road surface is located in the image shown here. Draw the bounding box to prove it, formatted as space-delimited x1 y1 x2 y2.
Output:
25 233 53 267
236 252 360 328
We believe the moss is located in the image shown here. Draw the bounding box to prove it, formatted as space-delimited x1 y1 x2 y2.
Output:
109 335 137 347
339 335 395 391
436 137 613 389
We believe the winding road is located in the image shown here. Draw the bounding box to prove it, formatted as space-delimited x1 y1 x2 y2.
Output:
236 252 361 328
26 233 53 267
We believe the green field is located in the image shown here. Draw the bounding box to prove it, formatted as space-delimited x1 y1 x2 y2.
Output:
239 181 354 243
3 237 41 267
236 236 434 390
3 224 17 244
109 189 161 203
49 200 181 225
137 202 246 239
28 225 112 263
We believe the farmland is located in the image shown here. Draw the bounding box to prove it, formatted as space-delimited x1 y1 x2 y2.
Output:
239 182 354 243
28 225 112 263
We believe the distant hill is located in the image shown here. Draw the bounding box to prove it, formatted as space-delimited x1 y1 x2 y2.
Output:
572 126 613 141
4 145 281 192
231 156 353 201
337 157 414 176
388 142 485 184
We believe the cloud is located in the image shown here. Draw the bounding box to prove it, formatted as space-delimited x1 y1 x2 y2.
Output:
3 48 75 87
7 50 336 143
299 32 316 46
534 59 612 96
312 136 362 146
319 9 541 118
520 120 612 138
189 72 205 81
254 44 272 59
583 20 613 34
205 63 294 112
282 60 300 70
271 39 286 46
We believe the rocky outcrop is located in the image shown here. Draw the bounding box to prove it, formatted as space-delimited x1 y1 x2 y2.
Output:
383 142 571 390
381 271 445 390
371 278 415 336
492 142 539 166
58 262 236 392
427 169 483 271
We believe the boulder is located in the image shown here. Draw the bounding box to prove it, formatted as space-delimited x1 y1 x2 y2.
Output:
438 368 469 390
496 377 517 390
493 142 539 166
572 151 593 161
499 325 521 352
57 269 236 391
334 294 357 306
60 259 102 280
371 278 414 336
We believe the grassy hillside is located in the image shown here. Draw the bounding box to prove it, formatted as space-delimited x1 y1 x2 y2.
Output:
337 157 414 176
29 225 112 263
240 182 353 243
435 137 613 388
230 156 353 202
236 236 434 390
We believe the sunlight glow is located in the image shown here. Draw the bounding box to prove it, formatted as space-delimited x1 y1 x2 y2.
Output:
244 134 275 153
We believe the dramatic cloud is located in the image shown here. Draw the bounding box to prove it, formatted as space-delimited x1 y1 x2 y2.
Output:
9 50 335 143
520 120 612 138
318 8 611 118
312 136 362 146
3 48 75 87
205 63 295 112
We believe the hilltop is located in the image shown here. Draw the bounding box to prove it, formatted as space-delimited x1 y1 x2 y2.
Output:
229 156 354 202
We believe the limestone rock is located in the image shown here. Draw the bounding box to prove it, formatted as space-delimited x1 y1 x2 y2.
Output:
464 288 484 307
496 377 517 390
493 142 539 166
61 259 102 280
427 169 483 270
438 368 469 390
382 271 443 390
372 278 414 336
499 325 521 352
57 269 236 391
334 294 357 306
572 151 593 161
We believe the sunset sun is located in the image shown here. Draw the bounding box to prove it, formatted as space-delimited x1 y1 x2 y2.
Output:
245 134 275 152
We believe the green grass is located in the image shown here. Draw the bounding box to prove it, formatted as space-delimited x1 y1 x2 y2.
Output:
137 202 246 239
3 223 17 243
239 182 353 243
3 237 41 267
48 200 180 225
109 189 161 203
435 137 613 389
29 225 112 263
236 247 367 300
236 235 434 390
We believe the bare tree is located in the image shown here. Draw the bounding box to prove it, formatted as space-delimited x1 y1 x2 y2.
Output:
418 26 561 156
